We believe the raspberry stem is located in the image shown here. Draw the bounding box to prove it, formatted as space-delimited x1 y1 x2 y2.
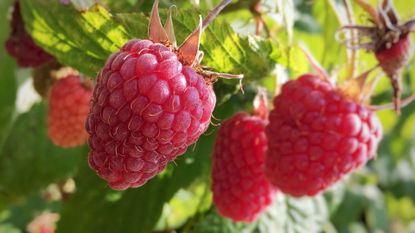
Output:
200 70 244 81
336 25 378 51
353 0 382 27
178 0 232 65
403 19 415 33
202 0 232 31
342 0 358 78
299 45 330 82
369 94 415 112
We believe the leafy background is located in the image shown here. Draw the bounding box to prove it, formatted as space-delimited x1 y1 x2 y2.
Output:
0 0 415 232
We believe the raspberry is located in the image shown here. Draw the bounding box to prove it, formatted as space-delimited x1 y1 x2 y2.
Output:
48 75 92 148
265 74 382 197
212 112 276 222
86 39 216 190
85 0 241 190
5 1 53 68
375 34 412 79
337 0 415 111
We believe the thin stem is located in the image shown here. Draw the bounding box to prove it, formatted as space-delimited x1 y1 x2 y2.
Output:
299 45 330 82
403 19 415 33
343 0 358 78
221 0 252 13
360 68 381 103
353 0 381 26
370 94 415 112
249 0 262 35
202 0 232 30
201 70 244 79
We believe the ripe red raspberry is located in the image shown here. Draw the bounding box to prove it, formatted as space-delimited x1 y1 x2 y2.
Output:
86 40 216 190
48 75 92 148
265 74 382 197
5 1 53 68
212 112 276 222
86 0 240 190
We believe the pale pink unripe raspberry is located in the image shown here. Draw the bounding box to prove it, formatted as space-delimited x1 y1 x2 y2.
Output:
48 75 92 148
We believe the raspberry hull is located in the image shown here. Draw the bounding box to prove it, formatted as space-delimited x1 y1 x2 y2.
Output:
212 112 275 222
86 39 216 190
48 75 91 148
5 2 53 67
265 75 382 197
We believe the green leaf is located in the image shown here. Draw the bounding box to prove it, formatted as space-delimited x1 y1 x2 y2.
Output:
190 209 247 233
20 0 279 81
0 224 21 233
1 194 61 231
323 183 346 215
331 185 388 233
255 194 329 233
0 103 83 202
190 194 329 233
117 10 279 81
20 0 130 77
57 132 215 233
154 180 212 231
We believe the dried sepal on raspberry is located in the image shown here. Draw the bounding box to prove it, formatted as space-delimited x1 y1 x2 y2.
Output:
253 87 269 119
212 90 276 222
337 0 415 113
86 0 242 190
148 0 243 81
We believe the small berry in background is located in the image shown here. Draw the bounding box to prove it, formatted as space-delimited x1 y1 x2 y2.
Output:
48 73 92 148
212 90 276 222
27 212 59 233
5 1 53 68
